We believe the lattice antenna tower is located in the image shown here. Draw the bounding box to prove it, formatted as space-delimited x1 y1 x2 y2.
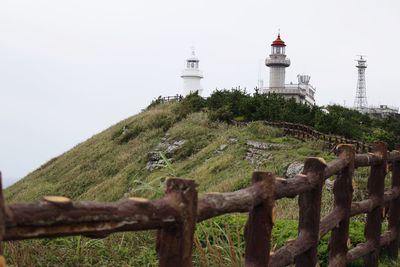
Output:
354 55 368 111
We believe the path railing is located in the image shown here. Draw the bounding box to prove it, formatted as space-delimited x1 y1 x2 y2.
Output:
160 95 183 103
264 121 370 153
1 142 400 266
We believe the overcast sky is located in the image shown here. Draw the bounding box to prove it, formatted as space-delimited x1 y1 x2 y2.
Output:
1 0 399 188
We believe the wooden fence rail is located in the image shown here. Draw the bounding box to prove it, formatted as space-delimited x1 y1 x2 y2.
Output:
158 95 183 103
263 121 371 153
1 142 400 266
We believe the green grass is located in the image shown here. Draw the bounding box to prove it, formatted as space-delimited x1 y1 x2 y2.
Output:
4 102 400 266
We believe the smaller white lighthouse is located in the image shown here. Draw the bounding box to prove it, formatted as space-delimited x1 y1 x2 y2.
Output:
181 48 203 96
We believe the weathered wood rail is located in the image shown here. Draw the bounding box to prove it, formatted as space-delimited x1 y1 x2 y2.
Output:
264 121 371 153
1 142 400 266
159 95 183 103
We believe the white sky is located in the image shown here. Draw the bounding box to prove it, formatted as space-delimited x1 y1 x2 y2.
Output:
1 0 399 188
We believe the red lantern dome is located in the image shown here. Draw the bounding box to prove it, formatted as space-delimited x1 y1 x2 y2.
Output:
271 34 286 47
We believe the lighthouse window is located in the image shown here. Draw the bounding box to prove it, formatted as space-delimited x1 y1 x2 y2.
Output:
187 62 190 68
191 62 194 68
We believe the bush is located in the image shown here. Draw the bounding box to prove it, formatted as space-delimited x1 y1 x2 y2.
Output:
173 139 209 160
363 128 397 148
116 125 144 144
174 91 206 119
148 113 175 132
209 105 234 122
148 89 400 148
204 88 400 147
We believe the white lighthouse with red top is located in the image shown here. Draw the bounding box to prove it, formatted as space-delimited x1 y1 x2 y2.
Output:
262 33 316 106
265 34 291 88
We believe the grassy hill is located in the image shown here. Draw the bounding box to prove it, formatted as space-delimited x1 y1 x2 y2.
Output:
4 101 398 266
6 101 325 203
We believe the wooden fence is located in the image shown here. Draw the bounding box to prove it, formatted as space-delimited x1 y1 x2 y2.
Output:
1 142 400 266
263 121 370 153
160 95 183 103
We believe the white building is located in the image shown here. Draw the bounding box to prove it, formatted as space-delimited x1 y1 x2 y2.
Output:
365 105 399 118
261 34 316 106
181 49 203 96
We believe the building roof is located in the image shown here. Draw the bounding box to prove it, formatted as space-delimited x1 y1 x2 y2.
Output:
271 34 286 47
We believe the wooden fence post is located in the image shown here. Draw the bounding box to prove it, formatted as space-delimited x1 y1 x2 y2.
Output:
301 128 305 140
295 158 327 267
156 178 198 267
387 144 400 258
0 172 6 267
328 145 355 267
244 172 275 267
364 142 387 267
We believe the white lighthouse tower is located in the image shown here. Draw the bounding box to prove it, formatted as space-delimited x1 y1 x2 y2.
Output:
265 33 291 88
181 48 203 96
261 33 316 106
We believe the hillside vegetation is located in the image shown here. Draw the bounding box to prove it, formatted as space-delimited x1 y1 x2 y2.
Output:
5 91 400 266
6 102 313 203
153 90 400 148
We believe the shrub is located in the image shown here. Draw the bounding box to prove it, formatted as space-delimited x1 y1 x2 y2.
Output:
204 88 400 146
148 113 175 132
174 91 206 119
209 105 234 122
116 125 144 144
363 128 397 148
174 139 209 161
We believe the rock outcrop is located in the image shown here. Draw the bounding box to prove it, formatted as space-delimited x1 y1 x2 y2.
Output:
146 138 187 171
285 162 304 178
245 141 289 166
